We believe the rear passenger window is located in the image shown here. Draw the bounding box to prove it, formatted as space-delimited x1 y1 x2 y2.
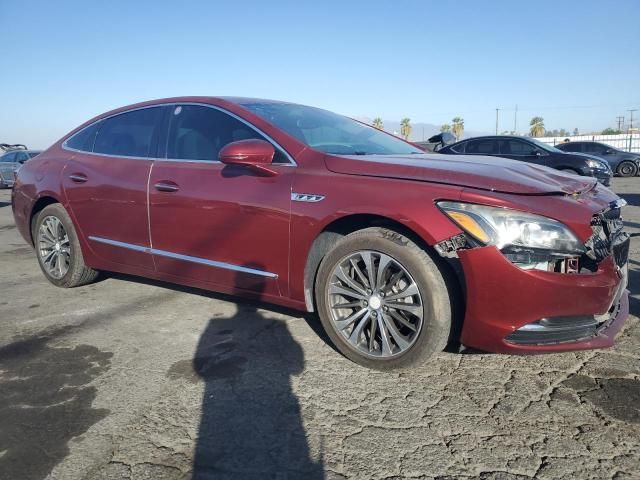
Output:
166 105 288 163
65 122 101 152
466 139 497 154
94 107 163 157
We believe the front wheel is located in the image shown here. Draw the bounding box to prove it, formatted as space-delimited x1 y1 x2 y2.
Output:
617 161 638 177
315 228 452 370
34 204 99 288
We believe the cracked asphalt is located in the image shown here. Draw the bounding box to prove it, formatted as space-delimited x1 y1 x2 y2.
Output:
0 178 638 480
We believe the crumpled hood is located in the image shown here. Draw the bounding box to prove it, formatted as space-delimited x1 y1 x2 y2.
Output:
324 153 597 195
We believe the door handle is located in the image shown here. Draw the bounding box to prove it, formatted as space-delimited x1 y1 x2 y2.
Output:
69 173 88 183
154 181 179 193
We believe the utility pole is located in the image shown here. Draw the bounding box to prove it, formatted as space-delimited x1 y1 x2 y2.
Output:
616 116 625 131
495 108 499 134
628 110 637 131
514 105 518 134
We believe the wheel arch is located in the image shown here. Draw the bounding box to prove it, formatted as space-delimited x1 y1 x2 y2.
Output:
29 195 63 245
302 214 462 315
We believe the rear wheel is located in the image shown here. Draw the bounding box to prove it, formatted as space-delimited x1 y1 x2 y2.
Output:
315 227 451 370
34 204 99 288
617 161 638 177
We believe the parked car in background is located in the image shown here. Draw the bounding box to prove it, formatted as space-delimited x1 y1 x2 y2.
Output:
11 97 629 369
439 136 613 186
413 132 457 152
555 141 640 177
0 148 41 188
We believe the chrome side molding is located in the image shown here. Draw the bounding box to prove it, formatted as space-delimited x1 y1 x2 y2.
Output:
88 236 278 278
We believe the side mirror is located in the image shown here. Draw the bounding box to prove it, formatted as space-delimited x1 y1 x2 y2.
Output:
219 139 277 176
535 150 543 156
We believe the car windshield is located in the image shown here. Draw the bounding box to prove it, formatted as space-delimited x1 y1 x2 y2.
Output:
528 138 563 153
240 102 423 156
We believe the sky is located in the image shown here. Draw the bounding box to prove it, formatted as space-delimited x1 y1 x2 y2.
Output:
2 0 639 148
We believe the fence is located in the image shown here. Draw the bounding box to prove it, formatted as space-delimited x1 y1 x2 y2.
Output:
536 133 640 153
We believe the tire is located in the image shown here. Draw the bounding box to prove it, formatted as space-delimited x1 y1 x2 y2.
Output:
33 204 99 288
315 227 452 370
617 161 638 178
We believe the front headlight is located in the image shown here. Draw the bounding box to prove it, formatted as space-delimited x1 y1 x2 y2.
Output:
586 159 607 170
437 202 584 254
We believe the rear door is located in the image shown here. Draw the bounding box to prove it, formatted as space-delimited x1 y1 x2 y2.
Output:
63 106 167 270
148 104 293 298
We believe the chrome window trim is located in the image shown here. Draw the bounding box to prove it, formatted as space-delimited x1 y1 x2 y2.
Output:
62 102 296 166
88 235 278 278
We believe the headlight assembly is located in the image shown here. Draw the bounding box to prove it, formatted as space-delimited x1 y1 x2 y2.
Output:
586 159 607 170
437 202 585 254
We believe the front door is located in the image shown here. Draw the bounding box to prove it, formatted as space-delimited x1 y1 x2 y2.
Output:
63 106 167 270
148 104 293 298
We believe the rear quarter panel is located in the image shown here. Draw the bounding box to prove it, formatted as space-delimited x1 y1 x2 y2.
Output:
12 146 68 244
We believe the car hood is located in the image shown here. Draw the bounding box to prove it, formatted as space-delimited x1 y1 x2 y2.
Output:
324 153 597 195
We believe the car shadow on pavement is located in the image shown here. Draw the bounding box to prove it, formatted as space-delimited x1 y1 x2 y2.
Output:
108 270 325 479
0 201 10 208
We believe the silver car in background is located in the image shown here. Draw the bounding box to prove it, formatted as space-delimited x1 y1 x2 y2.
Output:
0 148 41 188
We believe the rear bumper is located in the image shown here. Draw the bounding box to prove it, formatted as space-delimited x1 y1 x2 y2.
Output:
458 246 629 354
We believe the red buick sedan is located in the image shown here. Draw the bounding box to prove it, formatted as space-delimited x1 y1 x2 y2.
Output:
12 97 630 369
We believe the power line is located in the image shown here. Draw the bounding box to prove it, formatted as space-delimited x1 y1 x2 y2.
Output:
616 116 625 130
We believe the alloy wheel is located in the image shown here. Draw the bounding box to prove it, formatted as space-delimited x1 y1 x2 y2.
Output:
620 163 635 176
37 215 71 279
327 250 424 358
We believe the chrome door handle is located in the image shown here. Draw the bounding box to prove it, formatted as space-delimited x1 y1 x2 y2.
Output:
154 181 179 193
69 173 88 183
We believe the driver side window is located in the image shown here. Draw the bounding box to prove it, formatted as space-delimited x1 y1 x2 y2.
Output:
166 105 288 163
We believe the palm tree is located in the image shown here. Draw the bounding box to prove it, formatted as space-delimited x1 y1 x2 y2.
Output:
529 117 545 137
400 118 412 140
451 117 464 140
372 117 384 130
440 124 451 132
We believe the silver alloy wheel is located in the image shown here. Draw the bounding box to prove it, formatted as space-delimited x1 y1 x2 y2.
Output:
37 215 71 279
327 250 424 358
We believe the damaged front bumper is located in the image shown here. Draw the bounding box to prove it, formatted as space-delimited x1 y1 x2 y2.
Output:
436 198 630 354
456 246 629 354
